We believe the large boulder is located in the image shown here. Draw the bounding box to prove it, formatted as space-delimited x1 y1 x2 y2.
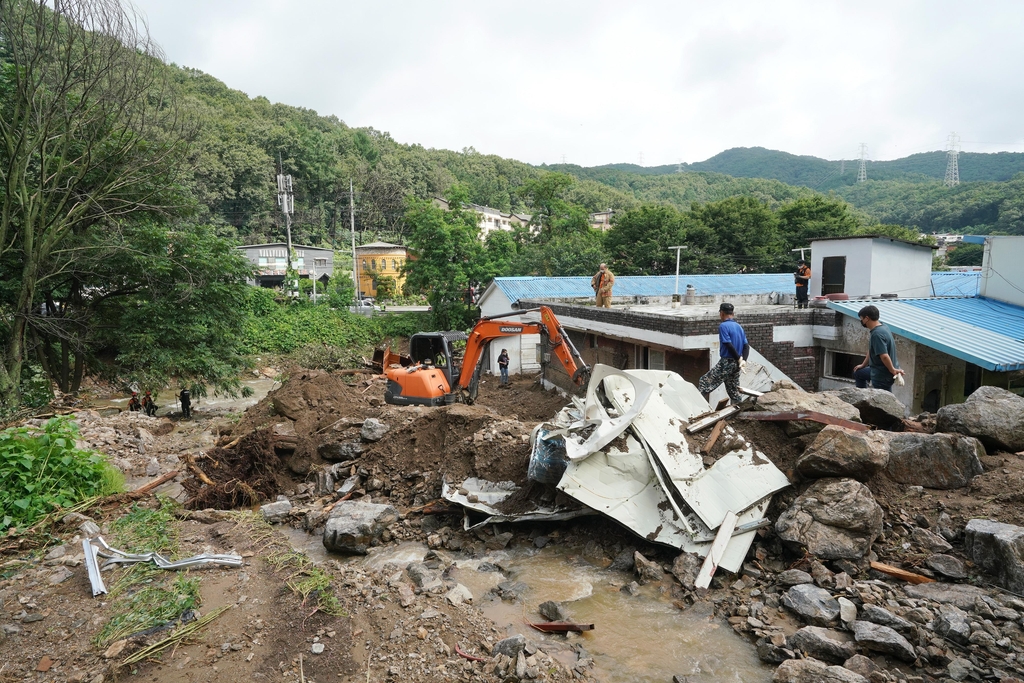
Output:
272 394 306 421
776 478 883 560
781 584 841 626
884 432 984 489
754 384 862 436
936 386 1024 452
903 582 987 610
360 418 390 442
795 426 890 481
317 441 364 462
788 626 856 663
322 501 399 554
964 518 1024 593
824 387 908 429
772 657 868 683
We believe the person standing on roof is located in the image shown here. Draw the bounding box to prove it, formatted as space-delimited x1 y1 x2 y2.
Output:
591 263 615 308
497 348 510 386
698 302 749 405
853 304 905 392
794 260 811 309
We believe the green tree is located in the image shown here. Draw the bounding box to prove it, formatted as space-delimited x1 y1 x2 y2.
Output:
604 204 687 275
946 243 984 267
776 195 861 253
0 0 189 411
689 197 784 272
374 275 397 300
403 187 486 329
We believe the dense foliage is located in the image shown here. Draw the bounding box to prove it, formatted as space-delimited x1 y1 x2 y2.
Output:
0 417 123 531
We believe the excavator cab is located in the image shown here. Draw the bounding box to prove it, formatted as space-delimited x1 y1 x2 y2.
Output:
385 331 468 406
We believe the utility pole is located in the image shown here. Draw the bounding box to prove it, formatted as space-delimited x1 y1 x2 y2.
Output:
857 144 868 183
944 132 961 187
276 164 296 295
350 178 358 301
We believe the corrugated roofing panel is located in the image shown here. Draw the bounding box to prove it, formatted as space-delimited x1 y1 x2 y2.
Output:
495 272 973 302
828 298 1024 372
929 271 980 297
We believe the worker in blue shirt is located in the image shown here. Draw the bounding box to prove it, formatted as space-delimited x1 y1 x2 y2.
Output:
698 302 750 404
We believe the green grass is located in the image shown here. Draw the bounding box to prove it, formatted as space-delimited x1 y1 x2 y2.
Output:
109 500 177 553
268 550 346 617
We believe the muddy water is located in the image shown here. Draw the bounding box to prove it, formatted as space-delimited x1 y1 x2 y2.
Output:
88 377 279 415
280 528 771 683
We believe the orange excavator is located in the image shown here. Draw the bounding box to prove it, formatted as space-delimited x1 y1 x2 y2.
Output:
383 306 590 406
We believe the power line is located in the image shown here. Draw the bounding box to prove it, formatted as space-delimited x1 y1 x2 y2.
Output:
857 143 868 183
944 132 961 188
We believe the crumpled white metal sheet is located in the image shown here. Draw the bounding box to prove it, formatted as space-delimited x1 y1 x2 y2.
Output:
441 477 594 530
560 365 655 461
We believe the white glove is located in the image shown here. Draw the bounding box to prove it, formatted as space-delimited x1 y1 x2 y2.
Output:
739 358 747 371
894 372 905 387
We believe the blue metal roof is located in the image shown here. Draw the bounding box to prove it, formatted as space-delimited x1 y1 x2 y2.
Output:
929 271 980 297
828 297 1024 372
493 272 979 301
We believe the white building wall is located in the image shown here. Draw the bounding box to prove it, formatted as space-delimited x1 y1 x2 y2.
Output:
981 236 1024 307
869 240 933 298
810 239 874 298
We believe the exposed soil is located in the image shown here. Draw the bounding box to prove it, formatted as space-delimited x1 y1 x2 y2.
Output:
182 429 283 510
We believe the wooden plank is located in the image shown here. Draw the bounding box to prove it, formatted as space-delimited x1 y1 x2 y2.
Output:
695 510 738 589
526 620 595 633
869 561 935 585
736 411 870 432
701 420 726 456
686 405 743 434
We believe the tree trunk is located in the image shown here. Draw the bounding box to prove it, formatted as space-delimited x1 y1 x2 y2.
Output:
71 352 85 394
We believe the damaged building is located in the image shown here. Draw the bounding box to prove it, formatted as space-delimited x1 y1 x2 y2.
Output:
476 235 1021 413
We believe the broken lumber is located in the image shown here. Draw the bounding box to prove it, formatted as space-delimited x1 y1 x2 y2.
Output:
869 561 936 585
126 470 179 499
184 454 215 486
526 620 595 633
695 510 738 589
736 410 870 431
701 420 726 455
686 405 743 433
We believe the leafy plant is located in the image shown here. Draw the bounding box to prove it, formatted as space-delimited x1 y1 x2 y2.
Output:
0 418 123 531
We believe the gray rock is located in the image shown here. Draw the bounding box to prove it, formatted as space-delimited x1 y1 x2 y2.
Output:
903 582 987 609
850 620 916 662
337 474 361 496
842 654 878 678
946 657 973 682
788 626 856 663
272 395 305 420
754 388 862 436
860 604 914 635
539 601 568 622
837 597 857 626
910 527 953 553
782 584 841 626
492 634 526 659
778 569 814 586
318 441 364 461
771 657 868 683
925 554 967 580
795 426 890 482
360 418 390 442
609 548 636 572
48 566 73 584
936 385 1024 452
406 562 442 590
445 584 472 606
885 432 984 489
775 478 883 560
494 581 528 602
671 552 701 590
620 581 640 596
964 518 1024 593
259 499 292 523
933 603 971 645
633 551 664 585
44 545 67 561
322 501 399 554
824 387 908 429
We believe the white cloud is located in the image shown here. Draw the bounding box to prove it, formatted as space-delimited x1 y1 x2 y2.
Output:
133 0 1024 166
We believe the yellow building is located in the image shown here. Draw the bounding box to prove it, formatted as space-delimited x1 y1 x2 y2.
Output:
354 241 408 298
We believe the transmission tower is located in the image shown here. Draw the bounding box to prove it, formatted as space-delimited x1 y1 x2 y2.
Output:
638 151 645 166
944 132 961 187
857 144 868 182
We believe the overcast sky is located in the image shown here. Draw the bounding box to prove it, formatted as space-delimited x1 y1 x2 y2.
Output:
131 0 1024 167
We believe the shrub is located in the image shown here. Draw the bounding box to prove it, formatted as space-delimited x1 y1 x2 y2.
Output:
0 417 124 531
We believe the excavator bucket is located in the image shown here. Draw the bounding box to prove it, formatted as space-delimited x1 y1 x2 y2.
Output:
371 343 409 374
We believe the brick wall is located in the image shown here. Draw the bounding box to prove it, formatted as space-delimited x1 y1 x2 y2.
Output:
527 300 838 391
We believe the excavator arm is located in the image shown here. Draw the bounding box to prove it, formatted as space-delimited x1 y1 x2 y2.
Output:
456 305 590 403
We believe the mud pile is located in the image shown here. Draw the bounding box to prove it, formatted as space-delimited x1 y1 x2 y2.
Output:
181 428 283 509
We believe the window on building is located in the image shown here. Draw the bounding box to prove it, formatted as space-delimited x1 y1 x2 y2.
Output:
258 258 268 265
392 259 398 271
827 351 862 380
648 349 666 371
362 259 367 270
821 256 847 295
315 258 327 267
371 259 377 271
